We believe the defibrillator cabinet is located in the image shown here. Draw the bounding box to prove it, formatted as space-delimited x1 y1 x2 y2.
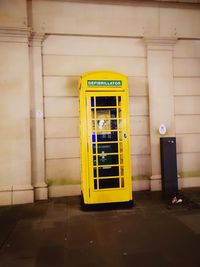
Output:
79 70 132 205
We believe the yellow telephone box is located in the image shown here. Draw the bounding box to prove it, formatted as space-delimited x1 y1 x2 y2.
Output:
79 70 133 206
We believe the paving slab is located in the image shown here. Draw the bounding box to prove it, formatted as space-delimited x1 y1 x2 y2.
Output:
0 189 199 267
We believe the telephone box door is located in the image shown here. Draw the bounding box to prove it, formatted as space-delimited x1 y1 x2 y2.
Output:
86 92 132 204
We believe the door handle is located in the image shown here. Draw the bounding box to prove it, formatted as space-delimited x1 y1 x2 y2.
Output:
124 133 127 139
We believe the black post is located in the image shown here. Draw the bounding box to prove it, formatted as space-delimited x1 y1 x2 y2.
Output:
160 137 178 200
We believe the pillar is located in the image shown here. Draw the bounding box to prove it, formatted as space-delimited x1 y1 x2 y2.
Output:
0 26 33 205
145 37 177 191
29 32 48 200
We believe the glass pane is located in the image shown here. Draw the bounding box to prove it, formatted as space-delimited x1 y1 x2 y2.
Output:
118 107 122 118
98 154 119 166
93 167 97 177
119 154 124 165
111 109 117 118
91 97 95 107
96 97 116 107
93 155 97 166
93 144 97 154
118 141 123 153
91 109 95 119
97 119 108 131
118 120 122 130
98 166 119 177
118 96 121 105
97 117 110 131
120 166 124 176
121 178 124 188
97 132 118 142
93 119 117 131
96 108 117 119
99 178 120 189
111 119 117 130
92 132 96 142
97 143 118 154
94 179 97 189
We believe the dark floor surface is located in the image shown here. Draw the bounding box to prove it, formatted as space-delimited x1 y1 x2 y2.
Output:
0 188 200 267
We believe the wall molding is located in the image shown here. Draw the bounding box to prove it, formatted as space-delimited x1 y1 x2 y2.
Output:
34 183 48 200
1 179 199 205
144 36 178 50
0 26 31 43
29 32 46 47
0 185 33 206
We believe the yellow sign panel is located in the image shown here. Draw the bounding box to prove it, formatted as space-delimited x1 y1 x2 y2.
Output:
79 70 128 92
87 80 122 87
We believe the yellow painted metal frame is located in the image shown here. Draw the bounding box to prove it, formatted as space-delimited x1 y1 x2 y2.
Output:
79 70 132 204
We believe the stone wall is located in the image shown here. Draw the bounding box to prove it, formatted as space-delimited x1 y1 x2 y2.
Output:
0 0 200 204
